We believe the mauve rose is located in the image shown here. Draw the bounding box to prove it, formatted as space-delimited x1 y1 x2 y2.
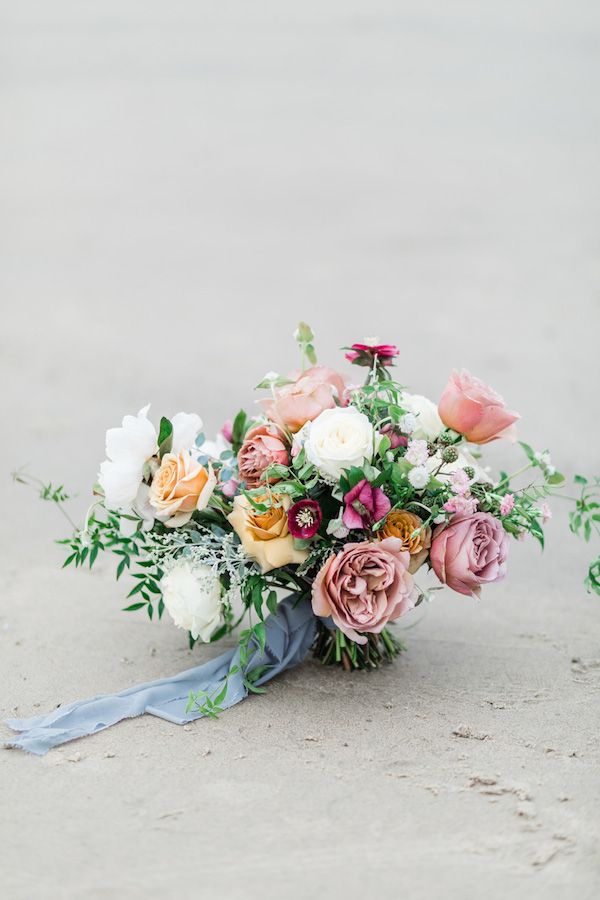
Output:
237 424 290 488
342 479 391 530
438 370 519 444
430 512 509 597
263 366 347 433
312 537 416 644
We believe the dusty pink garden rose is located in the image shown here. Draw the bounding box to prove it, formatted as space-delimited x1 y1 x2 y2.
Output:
438 370 519 444
237 424 290 488
263 366 347 433
312 537 417 644
430 512 509 597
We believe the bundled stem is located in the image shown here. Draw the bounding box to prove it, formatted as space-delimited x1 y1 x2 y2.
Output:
311 620 404 671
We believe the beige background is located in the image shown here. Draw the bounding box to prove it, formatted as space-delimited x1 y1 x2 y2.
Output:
1 1 600 898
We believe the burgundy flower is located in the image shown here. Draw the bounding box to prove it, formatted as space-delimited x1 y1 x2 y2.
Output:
345 342 399 368
287 499 322 539
342 479 391 530
380 423 408 450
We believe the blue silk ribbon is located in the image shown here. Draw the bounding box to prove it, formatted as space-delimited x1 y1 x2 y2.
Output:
5 593 316 755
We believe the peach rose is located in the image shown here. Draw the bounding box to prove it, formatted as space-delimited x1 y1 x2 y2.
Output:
228 493 308 573
438 370 519 444
237 424 290 488
263 366 347 433
149 451 216 527
379 510 432 573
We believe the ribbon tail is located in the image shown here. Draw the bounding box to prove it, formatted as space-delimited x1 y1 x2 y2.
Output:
4 593 316 755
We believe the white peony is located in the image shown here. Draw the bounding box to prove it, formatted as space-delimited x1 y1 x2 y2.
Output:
304 406 378 482
171 412 203 454
161 559 222 642
401 393 444 441
99 405 158 511
98 406 203 512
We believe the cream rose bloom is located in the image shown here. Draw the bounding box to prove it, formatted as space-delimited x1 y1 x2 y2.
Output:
401 393 444 441
228 494 308 573
98 406 204 513
161 559 222 642
149 451 216 527
303 406 378 482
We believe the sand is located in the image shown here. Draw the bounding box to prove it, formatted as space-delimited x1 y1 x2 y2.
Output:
1 2 600 897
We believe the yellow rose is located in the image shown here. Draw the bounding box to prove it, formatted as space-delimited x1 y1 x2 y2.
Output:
149 451 216 527
379 510 431 574
228 493 308 573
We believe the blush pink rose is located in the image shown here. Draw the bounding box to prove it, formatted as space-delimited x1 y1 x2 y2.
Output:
312 537 416 644
438 370 519 444
263 366 347 433
237 424 290 488
430 512 509 597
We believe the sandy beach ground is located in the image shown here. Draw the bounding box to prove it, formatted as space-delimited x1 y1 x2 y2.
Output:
1 2 599 897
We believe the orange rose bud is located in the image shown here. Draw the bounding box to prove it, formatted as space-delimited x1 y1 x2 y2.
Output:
379 510 431 574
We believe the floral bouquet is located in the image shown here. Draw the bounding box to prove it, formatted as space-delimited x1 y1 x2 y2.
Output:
9 324 598 751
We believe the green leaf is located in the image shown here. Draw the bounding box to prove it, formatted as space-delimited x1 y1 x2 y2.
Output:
253 622 266 654
122 601 146 611
377 435 391 459
145 579 161 594
62 553 77 568
212 680 230 707
266 590 278 616
231 409 249 450
243 678 267 694
518 441 536 463
547 471 565 486
157 417 173 457
574 474 588 485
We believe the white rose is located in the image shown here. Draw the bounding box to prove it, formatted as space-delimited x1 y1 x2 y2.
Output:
304 406 378 482
98 406 203 512
161 560 222 642
401 393 444 441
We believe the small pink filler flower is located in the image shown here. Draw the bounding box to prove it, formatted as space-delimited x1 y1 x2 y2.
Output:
500 493 515 516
